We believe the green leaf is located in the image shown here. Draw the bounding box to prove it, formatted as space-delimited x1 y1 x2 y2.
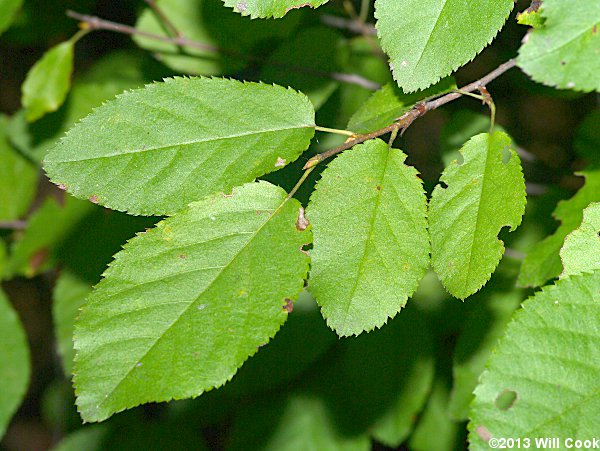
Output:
560 202 600 277
0 0 22 35
260 28 347 109
517 0 600 92
468 271 600 449
73 181 311 422
0 288 30 438
314 306 434 441
135 0 300 75
374 0 514 92
409 379 461 451
517 9 544 28
518 169 600 287
44 77 315 216
53 271 92 375
429 131 526 299
0 119 37 221
222 0 329 19
448 267 523 420
228 394 370 450
5 197 93 278
225 291 336 396
7 51 164 163
308 139 429 336
347 78 455 134
22 40 74 121
574 110 600 166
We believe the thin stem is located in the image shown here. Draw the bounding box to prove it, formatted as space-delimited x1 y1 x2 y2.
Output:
304 58 517 169
66 10 380 91
359 0 370 23
388 124 400 149
315 125 356 137
144 0 183 38
0 220 28 230
69 27 91 44
287 166 316 200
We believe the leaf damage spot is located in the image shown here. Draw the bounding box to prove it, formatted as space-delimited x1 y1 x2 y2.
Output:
296 207 310 231
476 426 492 442
299 244 310 256
375 185 382 191
495 389 518 410
135 362 143 367
283 298 294 313
197 304 207 311
400 60 408 68
89 195 99 204
275 157 286 168
286 3 311 13
178 254 187 259
235 1 247 12
57 183 67 191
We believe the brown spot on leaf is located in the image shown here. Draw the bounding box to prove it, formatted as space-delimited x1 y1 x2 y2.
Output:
296 207 310 231
57 184 67 191
299 243 310 256
375 185 382 191
178 254 187 259
28 248 49 275
593 24 597 35
89 195 99 204
283 298 294 313
275 157 286 168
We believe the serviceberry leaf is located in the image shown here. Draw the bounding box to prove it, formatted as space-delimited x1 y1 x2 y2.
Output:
44 77 315 216
73 181 311 422
307 138 429 336
429 131 526 299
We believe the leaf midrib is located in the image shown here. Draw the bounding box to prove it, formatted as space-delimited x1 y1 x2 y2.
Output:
340 148 391 333
84 194 292 419
51 125 314 164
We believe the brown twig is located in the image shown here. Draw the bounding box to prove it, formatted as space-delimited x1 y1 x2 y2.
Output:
304 58 517 168
0 220 28 230
66 10 380 91
144 0 183 38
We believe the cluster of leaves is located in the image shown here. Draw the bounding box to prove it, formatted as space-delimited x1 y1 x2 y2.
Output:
1 0 599 449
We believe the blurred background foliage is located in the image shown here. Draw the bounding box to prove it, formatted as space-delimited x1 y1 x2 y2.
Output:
0 0 598 449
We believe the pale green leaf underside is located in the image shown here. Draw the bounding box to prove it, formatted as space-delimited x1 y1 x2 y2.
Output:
375 0 514 92
0 288 30 438
73 182 311 422
517 0 600 92
308 139 429 336
518 170 600 287
222 0 329 19
0 0 23 35
429 131 526 299
44 77 315 216
469 271 600 449
22 41 74 122
560 202 600 277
